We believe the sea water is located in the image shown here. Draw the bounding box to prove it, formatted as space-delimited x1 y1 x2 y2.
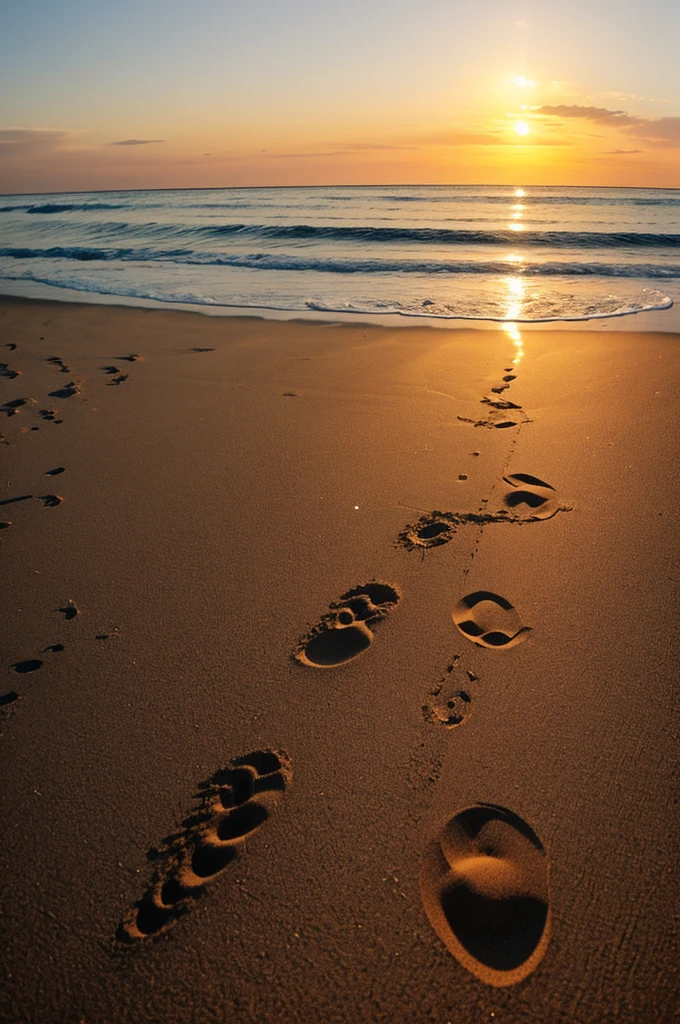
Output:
0 185 677 325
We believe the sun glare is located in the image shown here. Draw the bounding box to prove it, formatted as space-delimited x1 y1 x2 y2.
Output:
514 120 530 137
511 75 536 89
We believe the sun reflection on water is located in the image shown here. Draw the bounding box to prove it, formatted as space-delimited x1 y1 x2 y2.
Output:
503 276 525 365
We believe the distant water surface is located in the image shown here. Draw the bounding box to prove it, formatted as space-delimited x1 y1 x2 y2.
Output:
0 185 677 323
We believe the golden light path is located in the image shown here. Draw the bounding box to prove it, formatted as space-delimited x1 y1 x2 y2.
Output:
502 274 525 365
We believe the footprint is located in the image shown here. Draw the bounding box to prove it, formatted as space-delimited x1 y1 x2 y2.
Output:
38 494 63 507
295 582 401 667
399 516 455 551
46 467 65 477
0 362 21 379
423 659 477 728
0 690 20 707
191 347 215 353
102 365 120 375
452 592 531 649
48 381 80 399
58 600 79 621
46 356 71 374
12 659 43 674
118 749 292 942
118 353 143 362
420 803 550 986
502 474 559 521
457 408 525 430
423 687 472 728
43 644 65 653
38 409 63 424
1 398 28 417
107 374 129 387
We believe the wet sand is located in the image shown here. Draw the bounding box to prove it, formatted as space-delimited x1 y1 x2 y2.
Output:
1 296 679 1023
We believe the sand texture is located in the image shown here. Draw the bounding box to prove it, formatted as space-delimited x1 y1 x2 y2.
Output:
1 297 679 1023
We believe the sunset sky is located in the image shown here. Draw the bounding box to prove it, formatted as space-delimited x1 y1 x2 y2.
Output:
2 0 679 194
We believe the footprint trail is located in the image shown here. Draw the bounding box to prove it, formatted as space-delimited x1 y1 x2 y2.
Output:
118 749 292 942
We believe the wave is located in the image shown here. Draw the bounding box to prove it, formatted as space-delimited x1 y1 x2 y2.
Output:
208 224 680 248
0 267 671 323
0 202 131 214
21 219 677 249
371 193 680 207
2 245 680 279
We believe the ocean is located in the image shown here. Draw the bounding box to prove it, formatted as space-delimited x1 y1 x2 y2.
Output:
0 184 678 326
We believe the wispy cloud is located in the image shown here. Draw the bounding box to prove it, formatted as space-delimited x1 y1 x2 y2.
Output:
537 105 640 128
0 128 73 153
536 105 680 148
603 148 643 155
107 138 164 146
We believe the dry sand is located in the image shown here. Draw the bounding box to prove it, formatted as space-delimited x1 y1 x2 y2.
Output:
1 296 679 1023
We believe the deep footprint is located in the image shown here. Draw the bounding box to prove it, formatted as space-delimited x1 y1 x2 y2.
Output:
13 659 43 674
503 473 560 521
118 749 292 942
452 592 531 649
420 803 550 986
48 381 80 399
295 582 401 667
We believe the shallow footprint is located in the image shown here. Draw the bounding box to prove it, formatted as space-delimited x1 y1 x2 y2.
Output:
295 582 401 667
423 658 476 728
420 803 550 986
452 592 530 649
118 749 292 942
503 473 559 521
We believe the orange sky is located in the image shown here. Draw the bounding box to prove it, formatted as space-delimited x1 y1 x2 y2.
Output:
2 0 679 193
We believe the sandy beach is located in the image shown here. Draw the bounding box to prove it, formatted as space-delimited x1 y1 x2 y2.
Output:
1 295 678 1023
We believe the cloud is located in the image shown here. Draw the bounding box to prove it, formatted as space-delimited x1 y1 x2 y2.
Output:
603 148 643 155
536 105 680 148
0 128 73 153
632 117 680 147
536 105 640 127
107 138 164 146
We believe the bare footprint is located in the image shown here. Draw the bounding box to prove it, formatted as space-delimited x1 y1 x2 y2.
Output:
452 592 531 649
420 803 550 986
118 749 291 942
503 473 559 521
295 582 401 667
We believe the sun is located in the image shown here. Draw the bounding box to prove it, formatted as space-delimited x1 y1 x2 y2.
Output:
514 120 530 137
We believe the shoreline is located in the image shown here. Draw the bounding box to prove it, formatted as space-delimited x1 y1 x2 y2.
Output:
1 280 679 333
1 297 678 1024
